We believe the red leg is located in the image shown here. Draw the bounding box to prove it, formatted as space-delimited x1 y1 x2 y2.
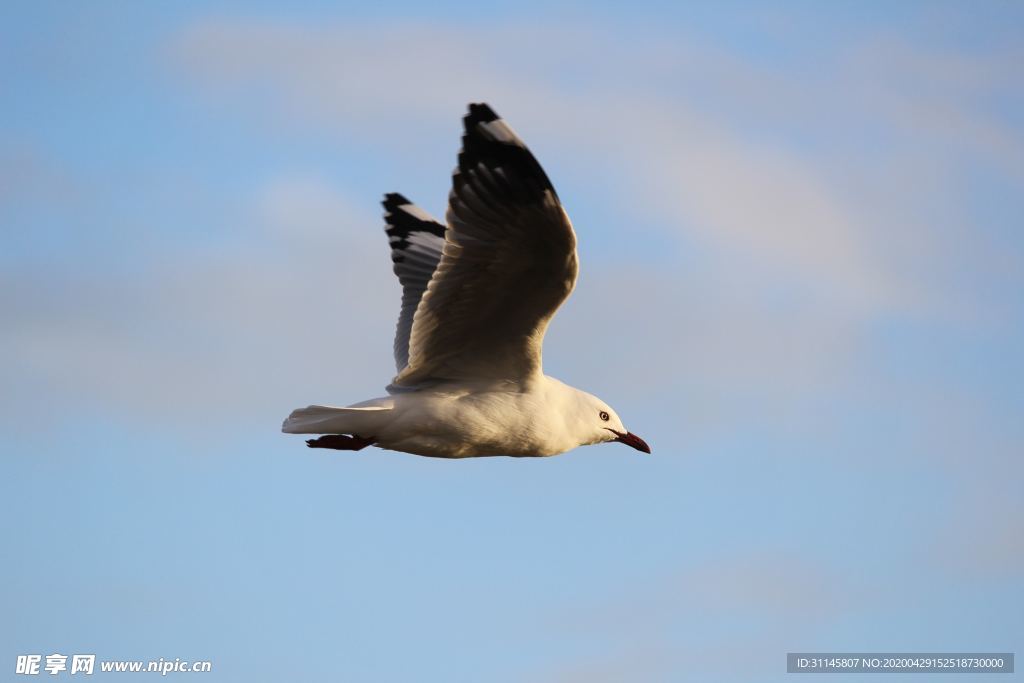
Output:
306 434 376 451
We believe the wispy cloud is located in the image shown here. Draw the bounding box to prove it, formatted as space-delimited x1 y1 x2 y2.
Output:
1 176 396 433
4 14 1020 439
172 18 1023 318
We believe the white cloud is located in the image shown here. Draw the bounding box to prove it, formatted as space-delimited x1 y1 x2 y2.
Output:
170 17 1022 323
0 176 397 434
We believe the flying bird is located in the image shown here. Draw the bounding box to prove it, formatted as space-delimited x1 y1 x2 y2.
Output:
282 103 650 458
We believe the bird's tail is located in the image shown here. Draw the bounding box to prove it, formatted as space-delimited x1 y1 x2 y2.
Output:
281 400 393 436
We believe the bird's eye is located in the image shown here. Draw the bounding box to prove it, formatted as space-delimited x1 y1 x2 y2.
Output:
599 411 610 421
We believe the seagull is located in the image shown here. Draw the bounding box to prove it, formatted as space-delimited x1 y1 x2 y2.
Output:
282 103 650 458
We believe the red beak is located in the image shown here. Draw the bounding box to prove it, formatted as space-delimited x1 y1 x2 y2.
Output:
608 429 651 454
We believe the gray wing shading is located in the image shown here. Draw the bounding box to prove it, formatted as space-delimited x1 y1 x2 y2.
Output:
393 103 578 387
381 193 446 373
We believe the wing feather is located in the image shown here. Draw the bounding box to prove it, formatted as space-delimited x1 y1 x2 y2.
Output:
381 193 445 372
393 103 578 387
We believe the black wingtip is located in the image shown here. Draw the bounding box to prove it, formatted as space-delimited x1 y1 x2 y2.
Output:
465 102 500 127
455 103 557 202
383 192 411 210
381 193 446 249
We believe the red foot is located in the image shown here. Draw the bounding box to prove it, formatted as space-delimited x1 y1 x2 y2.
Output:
306 434 376 451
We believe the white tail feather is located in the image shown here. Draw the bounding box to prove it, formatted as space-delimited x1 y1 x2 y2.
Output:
282 403 392 435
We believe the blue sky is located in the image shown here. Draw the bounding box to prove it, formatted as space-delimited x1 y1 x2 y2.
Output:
2 2 1022 681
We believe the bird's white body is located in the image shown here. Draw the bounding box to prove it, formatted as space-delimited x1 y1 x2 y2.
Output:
284 376 626 458
282 103 649 458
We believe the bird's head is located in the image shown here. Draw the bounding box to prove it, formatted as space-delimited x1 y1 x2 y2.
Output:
567 388 651 454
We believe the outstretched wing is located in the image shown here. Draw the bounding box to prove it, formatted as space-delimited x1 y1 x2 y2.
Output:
393 103 578 387
381 193 446 373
